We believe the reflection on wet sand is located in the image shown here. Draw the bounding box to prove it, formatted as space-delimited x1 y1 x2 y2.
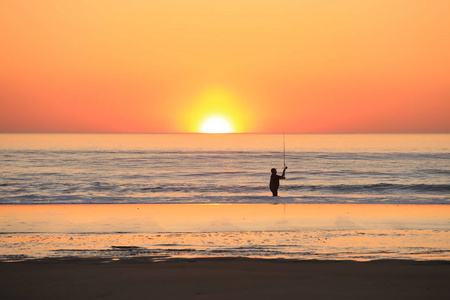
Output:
1 204 448 233
1 204 449 261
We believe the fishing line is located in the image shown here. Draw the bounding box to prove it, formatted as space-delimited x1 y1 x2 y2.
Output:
283 132 286 168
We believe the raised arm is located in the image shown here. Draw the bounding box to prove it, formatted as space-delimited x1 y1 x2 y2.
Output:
280 166 287 179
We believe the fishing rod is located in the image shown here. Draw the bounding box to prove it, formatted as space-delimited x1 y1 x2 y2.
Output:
283 132 287 169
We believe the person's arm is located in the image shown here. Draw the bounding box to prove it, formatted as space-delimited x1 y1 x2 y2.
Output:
280 166 287 179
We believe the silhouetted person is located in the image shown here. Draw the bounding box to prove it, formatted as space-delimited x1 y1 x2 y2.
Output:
270 166 287 196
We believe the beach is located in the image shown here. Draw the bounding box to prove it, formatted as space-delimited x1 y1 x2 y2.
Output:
2 0 450 296
1 203 449 299
1 258 449 299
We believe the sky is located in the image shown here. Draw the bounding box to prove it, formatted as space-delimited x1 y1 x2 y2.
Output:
1 0 449 133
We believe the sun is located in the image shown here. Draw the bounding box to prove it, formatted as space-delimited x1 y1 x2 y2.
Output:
200 116 233 133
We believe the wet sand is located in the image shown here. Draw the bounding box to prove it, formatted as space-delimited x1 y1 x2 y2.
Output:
1 258 449 300
1 204 449 261
2 203 448 233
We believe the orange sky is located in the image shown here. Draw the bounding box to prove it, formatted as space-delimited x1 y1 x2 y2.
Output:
1 0 449 133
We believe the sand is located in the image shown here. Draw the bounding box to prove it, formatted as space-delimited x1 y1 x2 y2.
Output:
1 258 449 300
1 204 449 299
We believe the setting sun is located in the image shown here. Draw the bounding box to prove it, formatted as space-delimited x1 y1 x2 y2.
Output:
200 116 233 133
180 86 250 133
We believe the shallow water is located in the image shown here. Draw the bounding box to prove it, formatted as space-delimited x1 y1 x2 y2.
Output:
1 134 449 204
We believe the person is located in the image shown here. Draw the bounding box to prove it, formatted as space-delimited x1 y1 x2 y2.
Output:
269 166 287 196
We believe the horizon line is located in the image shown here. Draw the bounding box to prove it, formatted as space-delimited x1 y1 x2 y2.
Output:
0 132 448 135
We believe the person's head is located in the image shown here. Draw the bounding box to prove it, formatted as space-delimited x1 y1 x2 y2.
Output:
271 168 277 174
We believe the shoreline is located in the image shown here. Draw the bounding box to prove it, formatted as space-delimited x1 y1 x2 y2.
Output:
2 203 448 231
2 255 450 264
1 202 449 205
1 257 449 300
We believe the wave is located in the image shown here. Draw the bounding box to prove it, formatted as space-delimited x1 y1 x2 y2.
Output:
2 140 448 206
1 193 448 205
287 183 450 194
1 180 449 204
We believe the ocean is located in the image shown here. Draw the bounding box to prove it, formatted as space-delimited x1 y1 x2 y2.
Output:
0 134 449 262
1 134 449 205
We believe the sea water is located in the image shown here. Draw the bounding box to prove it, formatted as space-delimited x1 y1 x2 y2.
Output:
0 134 449 261
0 134 449 204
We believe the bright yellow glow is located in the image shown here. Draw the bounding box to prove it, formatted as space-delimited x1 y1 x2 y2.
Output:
200 116 233 133
180 86 253 133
